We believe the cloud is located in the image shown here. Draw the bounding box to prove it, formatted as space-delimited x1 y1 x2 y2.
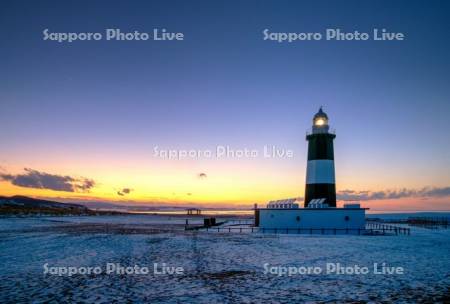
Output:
425 187 450 197
198 173 207 179
337 187 450 201
117 188 133 196
0 168 95 192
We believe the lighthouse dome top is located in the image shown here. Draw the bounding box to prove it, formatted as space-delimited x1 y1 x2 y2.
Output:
313 107 328 120
312 107 329 129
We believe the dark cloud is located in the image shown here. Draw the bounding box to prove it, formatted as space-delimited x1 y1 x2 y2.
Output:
0 168 95 192
117 188 133 196
198 173 207 179
337 187 450 201
78 179 95 191
122 188 132 194
425 187 450 197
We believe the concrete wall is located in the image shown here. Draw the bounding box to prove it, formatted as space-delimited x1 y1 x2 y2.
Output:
258 209 365 230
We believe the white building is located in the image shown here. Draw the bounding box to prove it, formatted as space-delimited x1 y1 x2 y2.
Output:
256 203 367 234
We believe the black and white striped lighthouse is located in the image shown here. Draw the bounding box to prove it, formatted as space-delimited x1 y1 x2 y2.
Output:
304 107 336 207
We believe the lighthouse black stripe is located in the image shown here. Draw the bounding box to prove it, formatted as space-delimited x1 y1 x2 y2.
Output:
306 133 336 160
304 184 337 207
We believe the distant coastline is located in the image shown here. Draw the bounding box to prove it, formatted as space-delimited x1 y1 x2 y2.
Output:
1 195 449 218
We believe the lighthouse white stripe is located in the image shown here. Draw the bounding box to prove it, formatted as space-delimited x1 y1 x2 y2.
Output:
306 160 335 184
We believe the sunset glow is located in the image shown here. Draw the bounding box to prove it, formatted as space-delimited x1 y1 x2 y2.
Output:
0 1 449 211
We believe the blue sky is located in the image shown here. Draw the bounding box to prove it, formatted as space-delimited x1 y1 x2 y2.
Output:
0 0 449 208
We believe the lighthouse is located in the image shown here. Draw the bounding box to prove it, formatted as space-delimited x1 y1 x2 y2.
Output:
304 107 337 207
255 107 367 233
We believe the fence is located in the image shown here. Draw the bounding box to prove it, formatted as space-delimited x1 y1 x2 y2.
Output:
224 219 254 226
368 217 449 230
407 217 449 229
203 224 410 235
362 222 410 235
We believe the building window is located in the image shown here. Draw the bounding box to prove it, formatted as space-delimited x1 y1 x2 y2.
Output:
296 216 300 222
344 216 350 221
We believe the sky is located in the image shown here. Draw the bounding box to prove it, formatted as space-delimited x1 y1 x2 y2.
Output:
1 0 449 210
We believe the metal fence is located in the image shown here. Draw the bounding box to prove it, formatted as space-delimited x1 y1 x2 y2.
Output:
203 224 410 235
365 222 410 235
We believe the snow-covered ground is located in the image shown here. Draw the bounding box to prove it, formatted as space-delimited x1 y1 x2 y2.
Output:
0 214 449 303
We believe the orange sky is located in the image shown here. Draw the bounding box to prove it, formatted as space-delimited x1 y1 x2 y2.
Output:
1 158 449 210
